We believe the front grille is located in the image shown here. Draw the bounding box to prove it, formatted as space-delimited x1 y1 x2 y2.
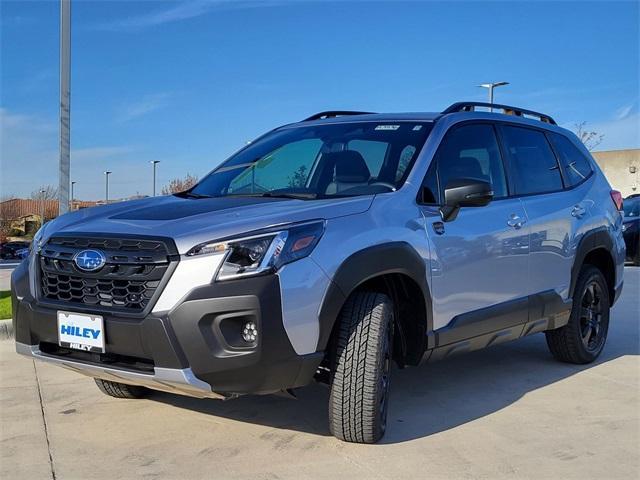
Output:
38 235 175 314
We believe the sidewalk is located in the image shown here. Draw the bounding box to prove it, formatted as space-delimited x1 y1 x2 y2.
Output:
1 268 638 480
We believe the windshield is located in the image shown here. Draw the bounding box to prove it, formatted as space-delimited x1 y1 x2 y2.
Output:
623 199 639 217
189 121 433 199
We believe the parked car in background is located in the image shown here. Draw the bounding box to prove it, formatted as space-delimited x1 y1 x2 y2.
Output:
623 195 639 265
0 241 30 260
14 248 30 260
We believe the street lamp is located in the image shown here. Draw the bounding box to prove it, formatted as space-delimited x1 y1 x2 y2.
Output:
58 0 71 215
150 160 160 196
39 189 46 229
104 171 112 203
70 181 76 211
477 81 510 111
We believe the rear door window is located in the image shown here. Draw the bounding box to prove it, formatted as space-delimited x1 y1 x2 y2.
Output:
500 125 563 195
548 132 593 187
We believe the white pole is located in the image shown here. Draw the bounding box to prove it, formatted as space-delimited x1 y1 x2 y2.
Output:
104 171 112 203
58 0 71 215
151 160 160 196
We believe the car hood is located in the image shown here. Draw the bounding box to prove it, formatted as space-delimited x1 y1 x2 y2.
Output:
40 194 374 254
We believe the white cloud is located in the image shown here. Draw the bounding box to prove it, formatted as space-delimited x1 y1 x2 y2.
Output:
590 113 640 151
96 0 285 31
0 107 55 134
0 107 137 199
117 93 172 122
614 99 638 121
0 108 58 197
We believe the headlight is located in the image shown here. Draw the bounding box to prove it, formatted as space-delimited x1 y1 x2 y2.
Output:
30 226 46 254
186 221 325 281
622 223 628 232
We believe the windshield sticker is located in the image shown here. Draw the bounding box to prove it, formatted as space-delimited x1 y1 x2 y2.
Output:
375 125 400 131
412 125 423 131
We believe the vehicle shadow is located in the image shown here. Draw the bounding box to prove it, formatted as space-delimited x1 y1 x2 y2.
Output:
151 290 639 444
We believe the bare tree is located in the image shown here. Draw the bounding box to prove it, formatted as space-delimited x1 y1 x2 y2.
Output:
574 122 604 151
161 174 199 195
30 185 59 222
31 185 58 201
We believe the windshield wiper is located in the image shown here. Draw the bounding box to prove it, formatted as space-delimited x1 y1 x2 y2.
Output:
174 191 212 199
261 192 316 200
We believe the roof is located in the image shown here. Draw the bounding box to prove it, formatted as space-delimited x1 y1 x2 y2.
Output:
282 107 564 135
284 112 441 128
0 198 98 220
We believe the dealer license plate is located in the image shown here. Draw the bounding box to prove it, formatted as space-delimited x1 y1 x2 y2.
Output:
57 311 105 353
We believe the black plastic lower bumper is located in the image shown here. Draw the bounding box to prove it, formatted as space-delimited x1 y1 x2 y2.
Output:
12 259 322 396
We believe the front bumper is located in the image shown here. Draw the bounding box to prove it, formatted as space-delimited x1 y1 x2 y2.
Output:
16 341 225 398
12 259 323 397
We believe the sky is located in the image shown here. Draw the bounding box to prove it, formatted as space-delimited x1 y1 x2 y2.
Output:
1 0 639 201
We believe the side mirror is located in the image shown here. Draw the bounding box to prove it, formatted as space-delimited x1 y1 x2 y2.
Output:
440 178 493 222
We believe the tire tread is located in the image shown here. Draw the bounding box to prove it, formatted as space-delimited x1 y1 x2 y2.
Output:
94 379 147 399
329 292 392 444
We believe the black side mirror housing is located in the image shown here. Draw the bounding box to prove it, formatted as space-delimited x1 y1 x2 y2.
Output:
440 178 494 222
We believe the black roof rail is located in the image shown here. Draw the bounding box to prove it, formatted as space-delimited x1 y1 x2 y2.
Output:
302 111 376 122
442 102 556 125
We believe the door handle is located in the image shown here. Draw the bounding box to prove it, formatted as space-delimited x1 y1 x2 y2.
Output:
571 205 586 218
507 214 526 229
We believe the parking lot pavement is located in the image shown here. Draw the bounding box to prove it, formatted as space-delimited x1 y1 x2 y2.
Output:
0 261 18 292
1 268 638 480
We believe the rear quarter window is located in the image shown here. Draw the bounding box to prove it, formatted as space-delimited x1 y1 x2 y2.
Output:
548 132 593 187
500 125 563 195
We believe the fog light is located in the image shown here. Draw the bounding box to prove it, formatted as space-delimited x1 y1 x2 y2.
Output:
242 322 258 343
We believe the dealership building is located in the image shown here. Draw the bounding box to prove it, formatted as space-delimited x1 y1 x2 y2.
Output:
591 149 640 198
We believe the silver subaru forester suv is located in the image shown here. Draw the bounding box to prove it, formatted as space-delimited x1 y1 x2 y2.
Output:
12 102 625 443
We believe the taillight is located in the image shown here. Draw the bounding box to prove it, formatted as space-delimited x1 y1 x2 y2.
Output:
610 190 623 210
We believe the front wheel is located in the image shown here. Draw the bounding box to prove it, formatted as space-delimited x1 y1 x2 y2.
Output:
95 379 148 399
545 265 610 364
328 292 394 444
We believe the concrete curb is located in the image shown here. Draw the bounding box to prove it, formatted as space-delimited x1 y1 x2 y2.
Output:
0 319 13 340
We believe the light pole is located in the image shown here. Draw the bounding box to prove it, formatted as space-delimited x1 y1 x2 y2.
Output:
478 81 509 111
104 171 112 204
58 0 71 215
150 160 160 196
39 189 46 229
70 181 76 211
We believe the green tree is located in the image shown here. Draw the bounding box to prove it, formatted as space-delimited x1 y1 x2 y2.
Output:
287 165 308 188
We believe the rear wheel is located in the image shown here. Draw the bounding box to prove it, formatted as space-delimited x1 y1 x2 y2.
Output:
94 379 148 399
545 265 610 364
328 292 394 444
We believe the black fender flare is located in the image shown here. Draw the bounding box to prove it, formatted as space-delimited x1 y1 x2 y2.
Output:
315 241 433 353
570 227 615 300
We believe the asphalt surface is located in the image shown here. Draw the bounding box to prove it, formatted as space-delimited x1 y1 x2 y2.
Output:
0 260 19 292
1 268 638 480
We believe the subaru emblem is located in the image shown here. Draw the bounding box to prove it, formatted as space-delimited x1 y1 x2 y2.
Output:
73 249 107 272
